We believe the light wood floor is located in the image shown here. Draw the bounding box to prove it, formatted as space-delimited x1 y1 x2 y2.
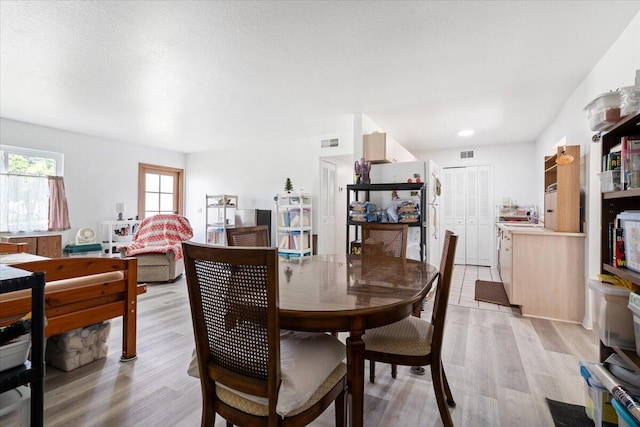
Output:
43 265 598 426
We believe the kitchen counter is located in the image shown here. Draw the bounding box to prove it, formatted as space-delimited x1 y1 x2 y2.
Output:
497 222 585 237
498 223 585 323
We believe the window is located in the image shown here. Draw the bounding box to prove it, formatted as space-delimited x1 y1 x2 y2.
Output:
0 145 64 232
138 163 184 218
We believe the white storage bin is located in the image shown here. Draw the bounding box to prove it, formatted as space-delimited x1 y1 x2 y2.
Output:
0 386 30 427
628 292 640 357
589 279 635 350
599 170 622 192
584 91 622 132
0 339 31 371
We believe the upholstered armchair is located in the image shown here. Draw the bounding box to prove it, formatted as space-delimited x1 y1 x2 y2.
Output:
119 214 193 283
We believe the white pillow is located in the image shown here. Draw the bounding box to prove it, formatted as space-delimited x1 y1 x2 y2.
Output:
187 330 345 416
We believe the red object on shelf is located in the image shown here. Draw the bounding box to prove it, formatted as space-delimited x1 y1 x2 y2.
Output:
407 178 413 183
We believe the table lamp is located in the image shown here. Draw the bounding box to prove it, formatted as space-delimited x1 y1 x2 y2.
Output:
115 203 126 221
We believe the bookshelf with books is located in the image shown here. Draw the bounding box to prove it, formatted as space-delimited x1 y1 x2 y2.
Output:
599 112 640 367
275 192 312 260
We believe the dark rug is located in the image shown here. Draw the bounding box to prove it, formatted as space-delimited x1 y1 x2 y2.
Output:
545 398 595 427
474 280 512 306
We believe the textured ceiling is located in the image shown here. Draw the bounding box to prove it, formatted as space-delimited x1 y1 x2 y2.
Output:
1 1 639 153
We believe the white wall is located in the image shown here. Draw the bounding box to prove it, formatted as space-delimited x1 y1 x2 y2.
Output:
0 118 186 246
534 12 640 327
414 141 539 209
184 115 354 244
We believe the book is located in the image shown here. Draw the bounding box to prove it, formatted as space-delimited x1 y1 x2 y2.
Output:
613 227 626 268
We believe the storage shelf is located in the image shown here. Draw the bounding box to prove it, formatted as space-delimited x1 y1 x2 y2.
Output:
602 263 640 286
599 112 640 368
347 220 422 227
603 188 640 199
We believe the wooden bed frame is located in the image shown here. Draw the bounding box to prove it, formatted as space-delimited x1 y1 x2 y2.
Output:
0 246 146 362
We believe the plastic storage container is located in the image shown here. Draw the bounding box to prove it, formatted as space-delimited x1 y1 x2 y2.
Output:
612 397 640 427
599 170 622 192
589 279 636 350
581 361 623 425
0 386 30 427
584 91 622 132
618 212 640 273
628 292 640 356
621 85 640 117
0 339 31 371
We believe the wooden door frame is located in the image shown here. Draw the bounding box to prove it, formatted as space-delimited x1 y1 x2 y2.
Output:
138 163 184 218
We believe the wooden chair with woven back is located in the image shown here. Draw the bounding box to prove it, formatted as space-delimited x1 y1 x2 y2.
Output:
182 242 347 427
360 223 408 258
226 225 270 247
362 230 458 427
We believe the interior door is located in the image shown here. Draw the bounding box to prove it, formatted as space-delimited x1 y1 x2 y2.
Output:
442 165 493 266
319 160 337 255
465 167 479 265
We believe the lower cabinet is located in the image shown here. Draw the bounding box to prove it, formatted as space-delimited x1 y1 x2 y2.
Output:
498 225 585 323
2 234 62 258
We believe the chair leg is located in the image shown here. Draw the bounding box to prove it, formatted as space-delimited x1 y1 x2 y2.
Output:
369 360 376 383
443 367 456 407
335 388 347 427
431 363 454 427
391 363 397 379
226 422 233 427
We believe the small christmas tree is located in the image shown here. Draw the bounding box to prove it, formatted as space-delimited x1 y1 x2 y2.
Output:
284 178 293 193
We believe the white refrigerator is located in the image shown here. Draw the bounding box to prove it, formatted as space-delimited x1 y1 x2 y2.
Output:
369 160 441 264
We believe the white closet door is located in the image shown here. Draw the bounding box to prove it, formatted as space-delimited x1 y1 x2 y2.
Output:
465 167 479 265
442 165 493 266
477 165 493 266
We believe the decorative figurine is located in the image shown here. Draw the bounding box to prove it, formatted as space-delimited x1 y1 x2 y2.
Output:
284 177 293 193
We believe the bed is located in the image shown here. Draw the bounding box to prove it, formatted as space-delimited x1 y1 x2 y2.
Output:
0 242 146 361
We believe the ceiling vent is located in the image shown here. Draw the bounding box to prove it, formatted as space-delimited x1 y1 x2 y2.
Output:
460 150 474 159
321 137 340 148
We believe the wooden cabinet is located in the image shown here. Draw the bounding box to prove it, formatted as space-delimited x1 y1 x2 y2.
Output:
543 145 580 232
497 224 585 323
1 234 62 258
598 113 640 367
363 133 416 164
498 228 513 301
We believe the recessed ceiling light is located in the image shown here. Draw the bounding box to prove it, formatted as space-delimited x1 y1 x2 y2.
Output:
457 129 474 137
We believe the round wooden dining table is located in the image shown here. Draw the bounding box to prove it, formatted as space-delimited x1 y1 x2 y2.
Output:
278 254 439 427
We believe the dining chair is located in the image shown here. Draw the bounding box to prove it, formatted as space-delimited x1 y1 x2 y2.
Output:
360 223 408 258
182 242 347 427
362 230 458 427
361 223 409 377
226 225 270 247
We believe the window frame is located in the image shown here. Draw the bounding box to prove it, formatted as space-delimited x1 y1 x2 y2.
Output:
137 163 184 218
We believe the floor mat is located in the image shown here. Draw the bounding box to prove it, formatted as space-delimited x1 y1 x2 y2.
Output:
474 280 512 307
546 398 596 427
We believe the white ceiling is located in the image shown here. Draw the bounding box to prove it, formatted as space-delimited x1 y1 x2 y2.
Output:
1 1 639 154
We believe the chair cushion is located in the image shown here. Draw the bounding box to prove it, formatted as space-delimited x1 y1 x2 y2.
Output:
362 315 434 356
188 330 345 416
216 363 346 417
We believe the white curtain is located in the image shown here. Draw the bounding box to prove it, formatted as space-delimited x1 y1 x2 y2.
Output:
0 174 49 232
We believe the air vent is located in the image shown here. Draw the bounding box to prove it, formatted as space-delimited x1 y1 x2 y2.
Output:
460 150 474 159
321 137 340 148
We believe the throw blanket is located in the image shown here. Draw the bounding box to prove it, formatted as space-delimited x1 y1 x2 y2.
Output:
122 214 193 259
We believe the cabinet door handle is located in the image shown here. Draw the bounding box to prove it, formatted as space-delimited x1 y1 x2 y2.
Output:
546 209 553 213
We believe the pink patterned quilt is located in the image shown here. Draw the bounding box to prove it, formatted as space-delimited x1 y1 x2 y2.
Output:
122 214 193 259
